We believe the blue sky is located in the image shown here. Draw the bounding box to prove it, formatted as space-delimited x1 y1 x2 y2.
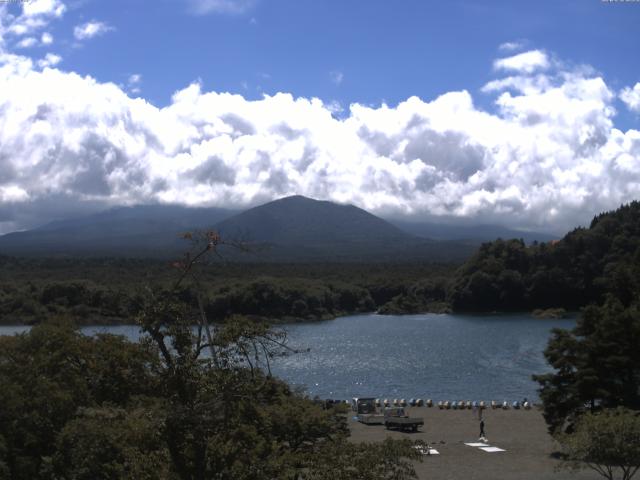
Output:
19 0 640 119
0 0 639 234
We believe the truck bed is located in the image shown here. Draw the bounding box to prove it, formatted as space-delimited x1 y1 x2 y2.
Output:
384 416 424 432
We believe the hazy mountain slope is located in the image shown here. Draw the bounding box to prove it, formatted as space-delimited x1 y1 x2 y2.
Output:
0 197 477 262
0 205 235 257
212 196 475 262
390 220 557 244
214 195 413 245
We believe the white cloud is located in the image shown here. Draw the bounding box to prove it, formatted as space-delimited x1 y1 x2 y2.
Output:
620 83 640 113
4 0 65 38
499 41 524 52
0 46 639 235
126 73 142 95
15 36 37 48
0 185 29 203
186 0 256 15
330 70 344 85
129 73 142 84
13 32 54 49
73 21 113 40
326 100 343 114
494 50 550 74
22 0 66 18
37 52 61 67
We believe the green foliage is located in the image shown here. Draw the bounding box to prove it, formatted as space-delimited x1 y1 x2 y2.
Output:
0 320 159 479
557 408 640 480
302 438 422 480
449 201 640 312
206 277 375 321
54 405 170 480
534 298 640 434
0 257 456 324
378 277 450 314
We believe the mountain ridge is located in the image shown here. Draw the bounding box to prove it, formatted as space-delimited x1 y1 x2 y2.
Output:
0 196 550 262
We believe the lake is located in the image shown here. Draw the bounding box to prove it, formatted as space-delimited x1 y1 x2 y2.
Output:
0 313 574 402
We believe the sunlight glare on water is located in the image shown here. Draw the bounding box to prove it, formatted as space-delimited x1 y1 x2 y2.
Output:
270 313 575 401
0 313 574 402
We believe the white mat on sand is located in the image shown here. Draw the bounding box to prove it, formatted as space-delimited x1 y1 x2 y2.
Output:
413 446 440 455
479 446 505 453
464 442 489 447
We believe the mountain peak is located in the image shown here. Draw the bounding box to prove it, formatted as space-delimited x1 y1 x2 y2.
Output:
215 196 408 247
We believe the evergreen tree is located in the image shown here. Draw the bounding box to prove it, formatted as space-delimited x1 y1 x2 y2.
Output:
534 298 640 434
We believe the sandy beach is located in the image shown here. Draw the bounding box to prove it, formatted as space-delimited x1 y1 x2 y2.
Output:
348 406 600 480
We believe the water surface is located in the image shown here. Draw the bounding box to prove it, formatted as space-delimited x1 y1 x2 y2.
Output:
273 313 574 401
0 313 574 401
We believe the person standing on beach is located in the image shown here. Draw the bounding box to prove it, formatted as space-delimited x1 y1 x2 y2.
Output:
479 419 486 441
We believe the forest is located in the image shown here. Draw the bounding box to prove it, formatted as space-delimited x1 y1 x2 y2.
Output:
0 258 453 325
448 201 640 312
2 202 640 325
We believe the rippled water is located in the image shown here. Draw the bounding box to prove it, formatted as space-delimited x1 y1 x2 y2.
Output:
0 313 575 401
272 313 575 402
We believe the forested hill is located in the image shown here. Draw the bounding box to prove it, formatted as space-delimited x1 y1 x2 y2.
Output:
448 201 640 312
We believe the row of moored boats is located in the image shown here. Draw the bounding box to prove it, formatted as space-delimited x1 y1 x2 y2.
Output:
373 398 532 410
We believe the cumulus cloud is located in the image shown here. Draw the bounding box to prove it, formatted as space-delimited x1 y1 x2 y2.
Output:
494 50 550 74
0 43 639 235
186 0 257 15
37 52 61 67
73 21 113 40
22 0 66 19
4 0 65 38
15 36 37 48
14 32 54 49
620 83 640 113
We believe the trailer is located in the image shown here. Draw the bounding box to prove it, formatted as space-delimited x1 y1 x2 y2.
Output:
383 407 424 432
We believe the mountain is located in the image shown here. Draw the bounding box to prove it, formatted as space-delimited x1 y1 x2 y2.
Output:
0 196 476 262
215 195 411 246
0 205 235 257
390 220 557 244
212 195 470 261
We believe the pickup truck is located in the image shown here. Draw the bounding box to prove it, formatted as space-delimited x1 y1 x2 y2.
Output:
383 407 424 432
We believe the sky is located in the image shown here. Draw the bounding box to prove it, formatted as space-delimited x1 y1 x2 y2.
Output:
0 0 639 235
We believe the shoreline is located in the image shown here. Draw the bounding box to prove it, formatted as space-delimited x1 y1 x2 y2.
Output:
0 307 581 328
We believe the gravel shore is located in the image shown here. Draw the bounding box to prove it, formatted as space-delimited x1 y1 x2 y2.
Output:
348 407 600 480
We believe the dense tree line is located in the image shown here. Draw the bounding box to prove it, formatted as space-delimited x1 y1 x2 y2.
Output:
449 201 640 312
0 257 454 325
